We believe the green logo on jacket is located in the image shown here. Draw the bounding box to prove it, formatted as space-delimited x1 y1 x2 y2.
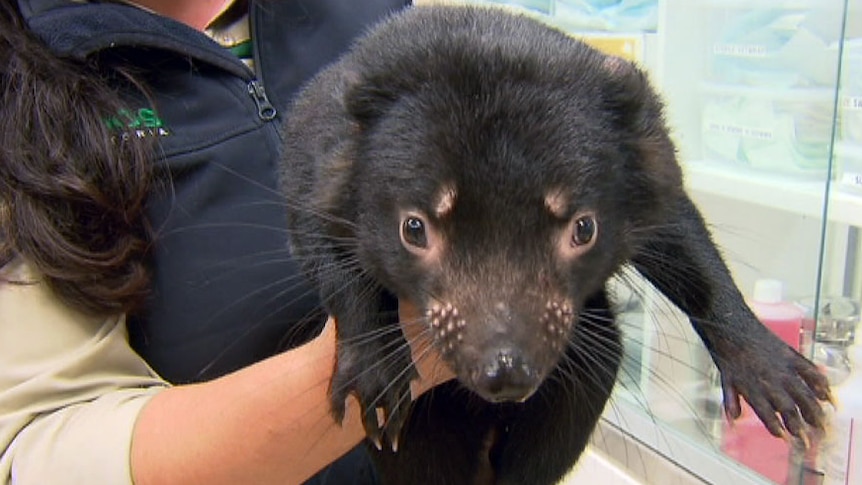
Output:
105 108 171 140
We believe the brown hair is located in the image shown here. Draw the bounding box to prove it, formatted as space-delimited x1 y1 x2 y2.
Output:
0 0 154 315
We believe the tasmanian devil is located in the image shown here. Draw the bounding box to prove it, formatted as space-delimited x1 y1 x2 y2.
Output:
279 5 831 485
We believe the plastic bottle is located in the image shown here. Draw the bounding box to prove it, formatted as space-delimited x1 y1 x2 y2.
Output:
749 279 803 349
721 279 803 484
823 339 862 484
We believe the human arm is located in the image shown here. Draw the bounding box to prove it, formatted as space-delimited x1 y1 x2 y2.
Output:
131 300 450 485
130 319 362 484
0 261 451 485
0 261 167 484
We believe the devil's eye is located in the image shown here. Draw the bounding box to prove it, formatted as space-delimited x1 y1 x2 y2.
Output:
571 215 596 247
402 217 428 248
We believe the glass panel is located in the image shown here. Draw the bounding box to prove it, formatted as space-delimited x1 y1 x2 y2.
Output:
616 0 850 482
414 1 858 482
814 1 862 484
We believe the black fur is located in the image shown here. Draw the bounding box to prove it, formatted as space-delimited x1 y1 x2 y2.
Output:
279 6 830 484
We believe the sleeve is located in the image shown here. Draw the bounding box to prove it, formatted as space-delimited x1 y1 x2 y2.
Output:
0 261 170 485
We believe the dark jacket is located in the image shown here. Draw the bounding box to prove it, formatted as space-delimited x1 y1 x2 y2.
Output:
19 1 409 482
19 0 409 382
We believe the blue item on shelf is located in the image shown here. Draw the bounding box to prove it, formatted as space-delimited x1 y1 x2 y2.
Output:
709 6 842 88
553 0 658 33
485 0 554 15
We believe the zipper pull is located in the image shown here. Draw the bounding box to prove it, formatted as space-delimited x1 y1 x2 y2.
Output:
248 80 277 121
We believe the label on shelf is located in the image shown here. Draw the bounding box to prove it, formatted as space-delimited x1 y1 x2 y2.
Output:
841 172 862 189
713 43 768 58
575 35 643 63
706 122 774 141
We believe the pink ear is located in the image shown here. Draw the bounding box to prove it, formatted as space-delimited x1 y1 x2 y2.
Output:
601 55 632 77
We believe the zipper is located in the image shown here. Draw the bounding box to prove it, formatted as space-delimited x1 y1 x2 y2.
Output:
247 5 276 122
248 80 277 121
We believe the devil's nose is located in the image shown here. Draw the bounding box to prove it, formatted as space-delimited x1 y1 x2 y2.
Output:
472 348 537 403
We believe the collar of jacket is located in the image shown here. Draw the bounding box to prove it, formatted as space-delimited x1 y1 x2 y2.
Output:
18 0 252 79
17 0 412 115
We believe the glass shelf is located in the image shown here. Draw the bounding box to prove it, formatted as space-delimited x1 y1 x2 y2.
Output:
684 161 862 227
411 0 861 483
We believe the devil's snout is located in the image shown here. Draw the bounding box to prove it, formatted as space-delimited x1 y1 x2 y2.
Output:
471 347 538 403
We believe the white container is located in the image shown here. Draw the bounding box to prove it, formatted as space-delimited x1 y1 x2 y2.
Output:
823 340 862 485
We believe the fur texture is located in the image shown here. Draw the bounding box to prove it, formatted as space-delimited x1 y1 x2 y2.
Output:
280 6 830 484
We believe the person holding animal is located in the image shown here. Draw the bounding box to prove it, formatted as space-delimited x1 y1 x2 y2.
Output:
0 0 832 484
0 1 453 484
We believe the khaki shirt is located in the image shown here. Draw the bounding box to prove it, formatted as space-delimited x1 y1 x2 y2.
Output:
0 262 168 484
1 2 252 483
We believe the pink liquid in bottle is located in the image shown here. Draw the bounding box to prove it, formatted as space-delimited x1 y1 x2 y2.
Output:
721 279 803 484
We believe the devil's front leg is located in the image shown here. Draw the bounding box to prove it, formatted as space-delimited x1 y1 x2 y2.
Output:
630 194 831 442
287 203 417 447
324 277 417 450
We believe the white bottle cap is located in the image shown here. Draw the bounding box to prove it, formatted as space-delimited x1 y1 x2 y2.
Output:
753 279 784 304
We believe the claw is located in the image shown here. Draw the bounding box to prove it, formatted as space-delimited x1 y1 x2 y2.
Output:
723 409 737 427
376 407 386 429
827 389 838 408
798 428 811 450
383 399 409 454
361 406 386 451
371 435 383 451
329 311 417 455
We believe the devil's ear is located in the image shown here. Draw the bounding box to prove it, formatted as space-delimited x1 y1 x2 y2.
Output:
599 55 683 190
343 63 412 130
599 55 662 137
345 83 399 126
